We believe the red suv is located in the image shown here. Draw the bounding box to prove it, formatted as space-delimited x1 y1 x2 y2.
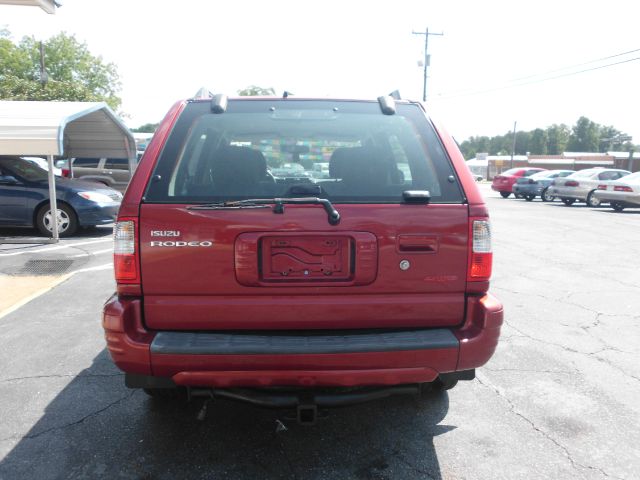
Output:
491 167 546 198
103 94 503 423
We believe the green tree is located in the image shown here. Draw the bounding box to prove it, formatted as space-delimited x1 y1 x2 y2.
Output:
568 116 600 152
546 124 570 154
529 128 548 155
0 31 122 111
132 122 159 133
237 85 276 96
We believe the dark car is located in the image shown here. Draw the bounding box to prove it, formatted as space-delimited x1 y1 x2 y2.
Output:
512 169 575 201
102 94 503 423
491 167 547 198
0 156 122 237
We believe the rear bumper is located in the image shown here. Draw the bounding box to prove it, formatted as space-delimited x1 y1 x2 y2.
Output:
103 293 503 388
593 190 640 206
491 184 512 193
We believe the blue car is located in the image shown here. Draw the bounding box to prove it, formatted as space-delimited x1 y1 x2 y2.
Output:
512 169 575 202
0 156 122 237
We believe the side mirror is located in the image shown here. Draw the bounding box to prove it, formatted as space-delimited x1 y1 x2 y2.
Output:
0 175 19 185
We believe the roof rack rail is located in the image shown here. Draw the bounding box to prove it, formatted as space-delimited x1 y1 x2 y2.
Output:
377 95 396 115
211 94 228 114
193 87 213 99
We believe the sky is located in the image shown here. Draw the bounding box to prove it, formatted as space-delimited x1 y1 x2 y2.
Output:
2 0 640 143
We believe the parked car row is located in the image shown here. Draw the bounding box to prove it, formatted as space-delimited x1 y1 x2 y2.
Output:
492 167 640 211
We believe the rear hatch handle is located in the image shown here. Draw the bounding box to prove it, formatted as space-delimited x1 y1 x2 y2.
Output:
188 197 341 226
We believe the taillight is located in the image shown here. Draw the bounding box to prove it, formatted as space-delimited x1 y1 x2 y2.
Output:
565 180 579 187
597 184 607 190
62 168 70 177
468 219 493 281
614 185 633 192
114 218 138 283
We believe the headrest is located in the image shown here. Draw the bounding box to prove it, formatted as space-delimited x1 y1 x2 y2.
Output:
211 146 267 186
329 146 389 185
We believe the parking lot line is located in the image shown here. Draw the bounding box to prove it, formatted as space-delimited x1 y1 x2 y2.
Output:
0 238 111 257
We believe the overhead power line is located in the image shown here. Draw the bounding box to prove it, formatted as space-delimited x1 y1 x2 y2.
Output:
508 47 640 83
433 48 640 100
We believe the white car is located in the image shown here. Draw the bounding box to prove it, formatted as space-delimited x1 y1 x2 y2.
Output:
548 168 631 207
593 171 640 211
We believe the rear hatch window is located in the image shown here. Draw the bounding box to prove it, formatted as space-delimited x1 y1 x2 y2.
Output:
145 100 464 204
140 99 469 331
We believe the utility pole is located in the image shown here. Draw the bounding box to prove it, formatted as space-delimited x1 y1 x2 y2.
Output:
39 41 48 86
510 121 517 169
412 28 443 102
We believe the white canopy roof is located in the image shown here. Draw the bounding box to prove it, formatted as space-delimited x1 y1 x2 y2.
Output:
0 101 135 159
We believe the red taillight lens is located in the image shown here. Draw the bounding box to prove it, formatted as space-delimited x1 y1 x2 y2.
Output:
614 186 633 192
62 168 70 177
565 180 579 187
468 219 493 281
114 219 138 283
597 184 607 190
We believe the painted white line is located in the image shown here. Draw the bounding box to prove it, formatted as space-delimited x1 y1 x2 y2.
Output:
0 274 71 320
0 238 111 257
70 253 90 258
70 263 113 274
92 248 114 255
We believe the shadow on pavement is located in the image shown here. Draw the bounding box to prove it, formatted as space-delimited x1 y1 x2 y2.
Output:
594 209 640 215
0 350 452 479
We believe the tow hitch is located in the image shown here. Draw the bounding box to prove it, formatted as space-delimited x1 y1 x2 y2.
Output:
297 404 318 426
187 385 420 426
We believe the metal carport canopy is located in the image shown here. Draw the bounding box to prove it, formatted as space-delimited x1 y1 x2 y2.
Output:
0 100 135 243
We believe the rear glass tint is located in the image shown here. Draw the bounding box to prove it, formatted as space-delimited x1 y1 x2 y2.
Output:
145 100 464 204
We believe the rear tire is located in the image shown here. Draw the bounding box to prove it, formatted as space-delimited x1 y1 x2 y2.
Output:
562 198 575 206
586 190 601 207
500 192 510 198
432 378 458 391
611 202 625 212
541 187 554 202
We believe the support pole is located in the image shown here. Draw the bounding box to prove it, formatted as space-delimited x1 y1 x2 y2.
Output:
510 121 517 169
47 154 59 242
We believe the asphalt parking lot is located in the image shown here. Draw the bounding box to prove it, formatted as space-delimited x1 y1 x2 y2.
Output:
0 185 639 480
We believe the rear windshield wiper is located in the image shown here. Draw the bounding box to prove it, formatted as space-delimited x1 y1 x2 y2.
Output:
188 197 341 226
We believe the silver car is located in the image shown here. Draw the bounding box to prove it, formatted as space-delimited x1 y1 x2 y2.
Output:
549 168 631 207
593 171 640 211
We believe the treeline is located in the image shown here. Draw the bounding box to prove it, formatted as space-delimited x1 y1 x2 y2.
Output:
460 117 637 159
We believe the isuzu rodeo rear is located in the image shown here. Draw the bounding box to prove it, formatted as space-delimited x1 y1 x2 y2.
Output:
103 93 503 423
